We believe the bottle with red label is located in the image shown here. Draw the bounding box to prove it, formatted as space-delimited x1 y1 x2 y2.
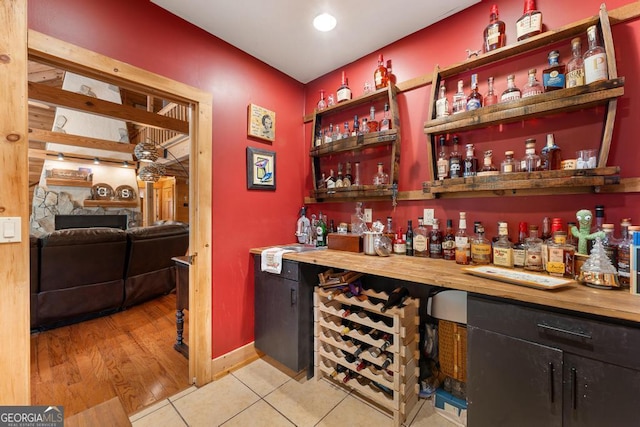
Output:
484 4 506 52
516 0 543 42
373 54 389 90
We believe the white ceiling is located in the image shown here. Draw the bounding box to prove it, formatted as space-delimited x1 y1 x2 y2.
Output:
151 0 480 83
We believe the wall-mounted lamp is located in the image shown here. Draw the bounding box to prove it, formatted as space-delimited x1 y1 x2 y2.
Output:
57 153 65 161
93 158 100 165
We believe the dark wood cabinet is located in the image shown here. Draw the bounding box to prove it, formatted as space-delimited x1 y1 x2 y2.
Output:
467 295 640 427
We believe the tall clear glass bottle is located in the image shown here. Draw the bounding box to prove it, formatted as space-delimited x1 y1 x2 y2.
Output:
449 135 462 179
455 212 471 265
617 218 632 287
484 77 498 106
452 80 466 114
524 225 544 271
435 81 450 118
513 222 528 268
413 217 429 257
437 136 449 180
566 38 585 88
501 75 522 102
522 68 544 97
520 138 541 172
317 89 327 110
373 163 389 185
463 143 478 177
584 25 608 84
379 103 391 131
601 223 619 269
484 4 506 52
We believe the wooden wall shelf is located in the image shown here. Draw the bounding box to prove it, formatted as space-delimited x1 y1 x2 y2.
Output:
46 178 93 188
310 129 398 158
83 199 138 208
312 184 395 202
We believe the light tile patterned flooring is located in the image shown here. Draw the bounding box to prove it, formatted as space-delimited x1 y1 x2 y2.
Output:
130 358 457 427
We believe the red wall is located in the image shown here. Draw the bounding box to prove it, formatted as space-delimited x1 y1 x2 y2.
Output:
28 0 640 359
303 0 640 242
28 0 305 358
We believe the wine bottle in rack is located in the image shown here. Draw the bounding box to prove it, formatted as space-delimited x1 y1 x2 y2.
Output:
356 359 369 372
330 364 347 379
381 287 410 312
354 343 371 360
381 353 393 370
369 333 392 357
327 287 347 301
369 312 393 328
343 369 355 383
371 381 394 397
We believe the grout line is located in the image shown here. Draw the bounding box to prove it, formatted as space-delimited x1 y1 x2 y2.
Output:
168 400 189 426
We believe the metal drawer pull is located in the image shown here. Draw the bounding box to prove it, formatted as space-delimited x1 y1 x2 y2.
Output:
571 367 577 410
291 288 297 306
548 362 554 403
536 323 592 339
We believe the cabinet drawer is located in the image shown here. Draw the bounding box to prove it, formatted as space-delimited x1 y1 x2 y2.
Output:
281 260 299 281
468 295 640 371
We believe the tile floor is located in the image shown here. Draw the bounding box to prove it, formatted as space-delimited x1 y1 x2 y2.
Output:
129 358 458 427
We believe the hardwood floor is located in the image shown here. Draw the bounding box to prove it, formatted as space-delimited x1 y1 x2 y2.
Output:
30 293 190 417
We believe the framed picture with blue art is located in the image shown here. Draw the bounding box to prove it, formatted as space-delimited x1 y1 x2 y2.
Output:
246 147 276 190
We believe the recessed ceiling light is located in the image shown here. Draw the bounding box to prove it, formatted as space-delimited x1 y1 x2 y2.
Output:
313 13 336 32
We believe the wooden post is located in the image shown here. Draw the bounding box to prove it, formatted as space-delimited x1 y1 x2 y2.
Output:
0 0 30 404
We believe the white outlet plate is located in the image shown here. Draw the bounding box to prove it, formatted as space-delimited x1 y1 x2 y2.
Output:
364 208 373 223
423 209 435 226
0 217 21 243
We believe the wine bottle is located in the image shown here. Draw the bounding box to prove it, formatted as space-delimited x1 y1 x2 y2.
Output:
330 364 347 378
381 287 410 312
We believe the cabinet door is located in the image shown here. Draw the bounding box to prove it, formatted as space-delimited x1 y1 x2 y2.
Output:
254 261 302 372
468 326 562 427
563 354 640 427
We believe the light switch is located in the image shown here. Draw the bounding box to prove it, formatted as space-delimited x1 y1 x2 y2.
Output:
0 217 21 243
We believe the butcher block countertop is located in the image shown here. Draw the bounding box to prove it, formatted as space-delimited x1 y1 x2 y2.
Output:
251 247 640 324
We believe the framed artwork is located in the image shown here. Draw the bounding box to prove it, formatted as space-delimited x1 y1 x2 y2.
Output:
246 147 276 190
247 103 275 142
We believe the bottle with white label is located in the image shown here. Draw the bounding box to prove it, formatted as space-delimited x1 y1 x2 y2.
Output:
435 81 450 118
336 71 352 103
583 25 608 84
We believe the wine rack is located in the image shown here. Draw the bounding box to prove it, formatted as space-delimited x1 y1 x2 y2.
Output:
314 287 419 427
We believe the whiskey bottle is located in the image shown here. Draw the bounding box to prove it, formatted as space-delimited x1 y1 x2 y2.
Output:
546 230 572 277
540 133 562 170
333 124 342 141
413 217 429 257
471 224 491 265
452 80 466 114
601 224 619 268
501 150 518 173
584 25 608 84
516 0 542 42
406 220 414 256
379 103 391 131
522 69 544 97
351 115 359 136
617 218 632 286
524 225 544 271
373 54 389 90
455 212 471 265
463 143 478 177
543 50 566 91
513 222 528 268
335 163 344 188
449 135 462 179
344 162 352 187
437 136 449 180
466 74 483 111
361 117 369 134
368 105 379 132
337 71 352 103
484 4 506 52
484 77 498 106
393 228 406 255
520 138 541 172
478 150 498 176
386 59 396 85
342 121 350 139
429 219 443 259
566 38 585 88
373 162 389 185
317 89 327 110
435 81 450 118
443 219 456 261
492 222 514 268
501 74 522 102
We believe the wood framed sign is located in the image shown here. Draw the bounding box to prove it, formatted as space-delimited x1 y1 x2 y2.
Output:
246 147 276 190
247 103 275 142
463 265 575 290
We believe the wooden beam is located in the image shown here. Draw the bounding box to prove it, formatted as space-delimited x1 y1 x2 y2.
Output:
28 148 132 165
28 81 189 134
29 128 135 153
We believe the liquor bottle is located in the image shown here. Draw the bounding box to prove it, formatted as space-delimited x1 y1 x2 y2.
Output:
520 138 541 172
584 25 608 84
546 230 574 277
316 212 327 247
368 105 379 132
351 115 359 136
317 90 327 110
327 94 335 107
344 162 352 187
326 169 336 191
463 143 478 177
541 216 552 241
516 0 543 42
342 121 350 139
443 219 456 261
333 124 342 141
493 222 514 268
501 150 518 173
414 217 429 257
429 218 443 259
466 74 483 111
543 50 566 91
314 129 322 147
379 103 391 131
618 218 632 286
353 162 361 186
452 80 466 114
406 220 414 256
471 224 492 265
449 135 462 179
437 136 449 180
335 163 344 188
522 68 544 97
513 222 529 268
435 81 450 118
478 150 498 176
336 71 352 103
393 228 406 255
484 77 498 106
324 125 333 144
386 217 394 236
524 224 544 271
386 59 396 85
455 212 471 265
566 221 578 249
373 54 389 89
601 224 619 268
540 133 562 170
373 162 389 185
484 4 506 52
381 287 409 312
566 38 585 88
361 117 369 134
501 74 522 102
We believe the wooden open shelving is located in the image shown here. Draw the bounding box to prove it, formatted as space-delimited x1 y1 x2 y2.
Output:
45 178 93 188
83 199 138 208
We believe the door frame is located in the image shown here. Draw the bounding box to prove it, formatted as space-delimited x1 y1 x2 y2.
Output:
27 30 213 386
